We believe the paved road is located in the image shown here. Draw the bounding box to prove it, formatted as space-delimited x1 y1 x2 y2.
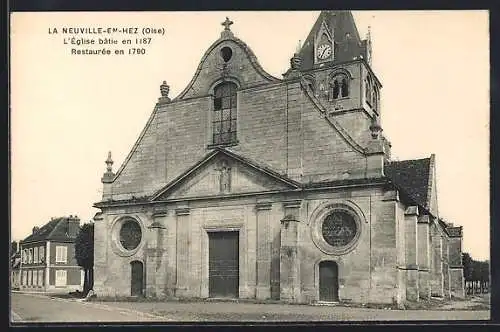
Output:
11 293 168 323
11 292 490 323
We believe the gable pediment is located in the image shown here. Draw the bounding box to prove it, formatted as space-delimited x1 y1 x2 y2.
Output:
152 149 300 201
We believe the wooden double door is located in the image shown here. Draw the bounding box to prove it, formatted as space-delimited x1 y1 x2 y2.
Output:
208 231 239 298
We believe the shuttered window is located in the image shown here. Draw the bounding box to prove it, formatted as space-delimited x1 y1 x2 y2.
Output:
39 246 45 263
55 270 67 287
55 246 67 263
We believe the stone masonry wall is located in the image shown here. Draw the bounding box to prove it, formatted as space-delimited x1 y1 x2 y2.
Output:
108 37 371 201
95 184 404 304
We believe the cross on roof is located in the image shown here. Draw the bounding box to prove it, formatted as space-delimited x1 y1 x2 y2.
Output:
222 17 233 31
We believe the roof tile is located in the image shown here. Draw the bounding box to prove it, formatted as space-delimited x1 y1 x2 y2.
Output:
385 158 431 208
20 217 79 243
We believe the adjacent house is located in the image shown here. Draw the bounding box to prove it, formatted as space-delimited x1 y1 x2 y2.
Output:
19 215 84 292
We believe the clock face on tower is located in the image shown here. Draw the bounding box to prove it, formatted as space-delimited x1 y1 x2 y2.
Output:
317 43 332 60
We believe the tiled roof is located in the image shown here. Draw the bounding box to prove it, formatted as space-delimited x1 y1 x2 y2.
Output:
20 217 79 244
385 157 431 208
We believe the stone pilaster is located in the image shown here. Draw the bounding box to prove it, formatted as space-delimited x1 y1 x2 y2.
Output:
145 209 168 298
366 117 385 178
449 265 465 299
404 206 419 301
442 237 451 299
92 213 108 295
417 215 431 299
256 202 272 300
285 82 304 182
279 200 301 302
430 223 444 297
175 207 191 298
448 227 465 298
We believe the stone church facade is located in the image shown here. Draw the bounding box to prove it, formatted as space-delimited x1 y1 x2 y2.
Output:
93 11 465 305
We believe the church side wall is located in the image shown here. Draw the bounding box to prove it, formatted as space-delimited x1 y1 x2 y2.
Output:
368 190 400 304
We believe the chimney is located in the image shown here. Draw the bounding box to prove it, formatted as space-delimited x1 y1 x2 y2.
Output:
32 226 40 234
68 215 81 237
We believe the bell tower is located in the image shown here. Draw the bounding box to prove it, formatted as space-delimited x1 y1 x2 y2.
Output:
292 10 390 158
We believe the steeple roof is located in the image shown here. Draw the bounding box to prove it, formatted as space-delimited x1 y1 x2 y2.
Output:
298 10 369 71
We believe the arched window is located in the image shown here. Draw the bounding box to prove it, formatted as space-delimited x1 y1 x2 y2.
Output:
341 77 349 97
213 82 237 145
331 80 340 99
330 74 349 100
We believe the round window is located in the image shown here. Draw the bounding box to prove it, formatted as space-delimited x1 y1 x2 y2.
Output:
220 46 233 62
321 210 357 247
119 219 142 250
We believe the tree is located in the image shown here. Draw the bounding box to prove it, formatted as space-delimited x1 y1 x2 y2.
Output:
11 241 18 267
462 252 473 281
75 222 94 295
11 241 18 255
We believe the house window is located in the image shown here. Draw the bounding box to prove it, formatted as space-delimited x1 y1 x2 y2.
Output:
212 82 237 146
55 246 67 263
39 246 45 263
330 74 349 100
22 271 27 285
21 249 26 264
28 270 32 286
28 248 33 264
34 247 39 264
55 270 67 287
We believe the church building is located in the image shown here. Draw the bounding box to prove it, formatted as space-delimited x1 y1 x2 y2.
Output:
93 11 465 306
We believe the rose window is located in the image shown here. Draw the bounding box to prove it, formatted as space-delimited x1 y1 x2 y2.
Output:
119 219 142 250
321 211 357 247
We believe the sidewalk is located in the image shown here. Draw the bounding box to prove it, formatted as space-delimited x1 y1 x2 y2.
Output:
22 289 491 312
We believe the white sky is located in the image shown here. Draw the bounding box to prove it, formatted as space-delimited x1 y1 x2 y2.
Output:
10 11 490 260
